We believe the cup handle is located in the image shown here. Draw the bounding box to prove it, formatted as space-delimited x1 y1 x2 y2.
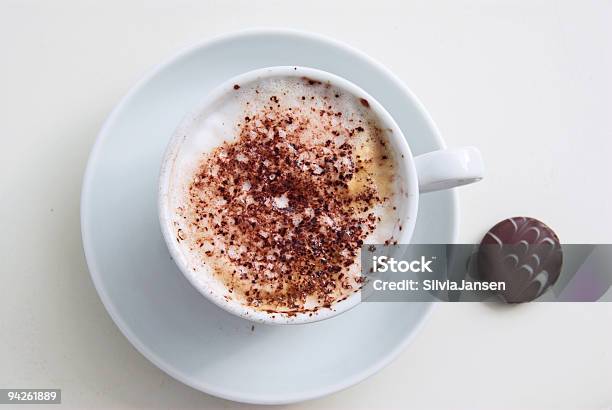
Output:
414 146 484 193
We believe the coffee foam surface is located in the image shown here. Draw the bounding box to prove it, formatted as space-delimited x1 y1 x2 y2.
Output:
165 74 406 312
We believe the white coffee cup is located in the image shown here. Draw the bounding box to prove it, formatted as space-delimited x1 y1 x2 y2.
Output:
159 66 483 325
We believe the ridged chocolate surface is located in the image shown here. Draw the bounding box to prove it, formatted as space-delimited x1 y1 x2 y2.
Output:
478 217 562 303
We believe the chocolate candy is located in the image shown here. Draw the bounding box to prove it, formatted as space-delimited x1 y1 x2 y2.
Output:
477 217 563 303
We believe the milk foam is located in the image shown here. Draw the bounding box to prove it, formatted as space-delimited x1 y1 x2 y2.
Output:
165 73 406 309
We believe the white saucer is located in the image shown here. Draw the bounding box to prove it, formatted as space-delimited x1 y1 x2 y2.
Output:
81 29 458 405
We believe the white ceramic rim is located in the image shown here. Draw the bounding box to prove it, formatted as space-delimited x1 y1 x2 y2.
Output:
81 28 458 404
158 65 419 325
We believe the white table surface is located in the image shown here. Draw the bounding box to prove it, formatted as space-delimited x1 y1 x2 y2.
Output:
1 1 611 409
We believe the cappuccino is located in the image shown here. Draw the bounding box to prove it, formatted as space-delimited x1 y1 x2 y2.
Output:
167 74 403 314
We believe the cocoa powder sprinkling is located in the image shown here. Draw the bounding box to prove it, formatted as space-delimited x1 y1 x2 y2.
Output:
180 80 396 312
